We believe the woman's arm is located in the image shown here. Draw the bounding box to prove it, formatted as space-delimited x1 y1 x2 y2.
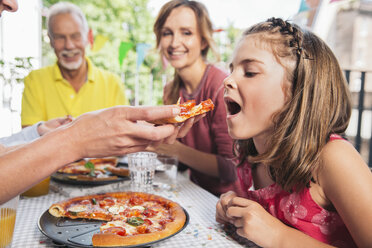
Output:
151 140 219 177
318 139 372 247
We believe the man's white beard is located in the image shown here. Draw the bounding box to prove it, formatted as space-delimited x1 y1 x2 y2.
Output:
58 50 84 70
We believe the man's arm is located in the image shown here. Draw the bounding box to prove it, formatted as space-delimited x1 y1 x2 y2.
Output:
0 105 191 204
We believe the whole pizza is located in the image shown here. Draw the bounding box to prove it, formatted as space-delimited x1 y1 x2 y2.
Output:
48 192 186 247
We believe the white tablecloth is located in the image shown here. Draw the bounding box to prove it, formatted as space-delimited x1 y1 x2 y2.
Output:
11 172 258 248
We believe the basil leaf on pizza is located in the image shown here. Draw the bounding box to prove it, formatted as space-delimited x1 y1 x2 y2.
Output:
127 216 144 226
84 161 96 177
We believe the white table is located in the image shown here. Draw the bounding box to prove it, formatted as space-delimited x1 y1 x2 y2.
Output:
11 172 258 247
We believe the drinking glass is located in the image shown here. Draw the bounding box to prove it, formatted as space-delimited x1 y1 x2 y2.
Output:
0 195 19 248
21 177 50 197
127 152 157 192
154 155 178 191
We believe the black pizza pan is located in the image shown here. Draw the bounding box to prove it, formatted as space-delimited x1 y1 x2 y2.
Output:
51 172 129 186
38 208 189 248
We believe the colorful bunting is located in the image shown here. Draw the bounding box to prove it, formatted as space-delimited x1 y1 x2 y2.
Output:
136 43 151 70
119 41 134 67
91 34 108 52
298 0 310 13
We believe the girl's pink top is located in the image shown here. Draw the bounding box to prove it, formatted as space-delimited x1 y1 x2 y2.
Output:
237 134 356 247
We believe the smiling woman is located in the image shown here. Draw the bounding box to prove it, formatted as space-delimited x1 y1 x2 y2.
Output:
150 0 240 196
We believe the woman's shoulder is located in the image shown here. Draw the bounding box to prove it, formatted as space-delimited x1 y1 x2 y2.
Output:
207 64 228 76
205 65 228 83
202 65 228 94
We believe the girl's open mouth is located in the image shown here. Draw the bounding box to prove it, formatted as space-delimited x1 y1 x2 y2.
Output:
225 98 241 115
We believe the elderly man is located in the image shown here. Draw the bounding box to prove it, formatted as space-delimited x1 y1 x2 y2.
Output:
21 2 128 126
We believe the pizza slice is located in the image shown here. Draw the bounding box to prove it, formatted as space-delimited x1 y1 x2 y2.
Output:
150 98 214 125
58 157 119 175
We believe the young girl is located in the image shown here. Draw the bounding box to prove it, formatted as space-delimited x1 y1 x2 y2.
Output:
152 0 237 196
216 18 372 247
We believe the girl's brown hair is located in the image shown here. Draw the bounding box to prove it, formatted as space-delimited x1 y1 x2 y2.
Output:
235 18 352 192
153 0 219 104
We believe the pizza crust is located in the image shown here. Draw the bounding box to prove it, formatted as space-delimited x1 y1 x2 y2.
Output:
149 115 189 125
92 208 186 247
49 205 64 218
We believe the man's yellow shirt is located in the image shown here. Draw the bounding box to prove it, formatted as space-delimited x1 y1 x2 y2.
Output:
21 58 129 126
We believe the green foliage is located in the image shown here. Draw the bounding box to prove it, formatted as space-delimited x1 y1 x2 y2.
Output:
215 22 242 63
0 57 34 85
42 0 164 105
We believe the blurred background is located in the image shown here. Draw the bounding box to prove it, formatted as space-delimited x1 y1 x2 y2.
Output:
1 0 372 164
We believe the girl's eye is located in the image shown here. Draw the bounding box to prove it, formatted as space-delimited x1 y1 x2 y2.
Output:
183 31 192 35
244 71 257 77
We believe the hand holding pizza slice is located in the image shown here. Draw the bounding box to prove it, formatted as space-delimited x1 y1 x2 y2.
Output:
149 99 214 125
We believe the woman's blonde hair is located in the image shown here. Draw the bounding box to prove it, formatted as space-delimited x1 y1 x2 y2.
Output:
153 0 219 104
235 18 352 192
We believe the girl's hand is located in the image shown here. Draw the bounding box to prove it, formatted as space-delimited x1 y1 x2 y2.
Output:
226 197 284 248
216 191 238 224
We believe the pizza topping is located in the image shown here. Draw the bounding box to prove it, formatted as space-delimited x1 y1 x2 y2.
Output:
127 209 141 217
80 199 92 205
84 161 96 177
91 198 97 205
102 226 126 236
127 216 145 226
108 205 125 215
136 224 149 234
144 218 153 225
130 205 145 212
67 204 88 214
179 100 196 117
99 198 115 208
143 208 157 217
129 196 144 205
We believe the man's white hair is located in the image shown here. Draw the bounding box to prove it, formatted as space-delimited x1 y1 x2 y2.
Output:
47 2 89 40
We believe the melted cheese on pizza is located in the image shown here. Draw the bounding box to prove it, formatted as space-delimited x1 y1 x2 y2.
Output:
98 198 171 236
